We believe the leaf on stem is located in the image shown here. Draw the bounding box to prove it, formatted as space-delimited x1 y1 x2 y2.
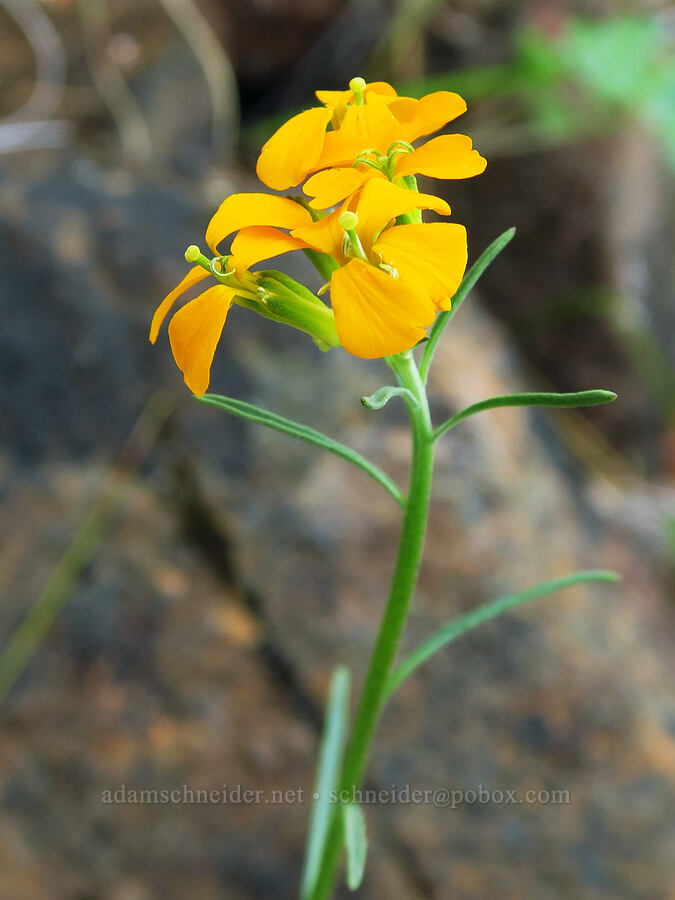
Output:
361 385 418 411
343 803 368 891
386 570 620 697
198 394 405 508
419 227 516 383
301 667 351 900
433 389 617 440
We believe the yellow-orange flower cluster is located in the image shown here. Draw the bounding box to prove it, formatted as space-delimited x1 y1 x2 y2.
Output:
151 77 486 395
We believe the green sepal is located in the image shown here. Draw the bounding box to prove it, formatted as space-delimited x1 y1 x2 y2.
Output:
251 270 340 350
256 269 329 308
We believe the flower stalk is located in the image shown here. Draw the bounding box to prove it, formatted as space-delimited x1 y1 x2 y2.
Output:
308 350 435 900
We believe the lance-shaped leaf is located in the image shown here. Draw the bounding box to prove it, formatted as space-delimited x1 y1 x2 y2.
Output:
198 394 405 508
386 570 620 697
361 385 418 411
433 389 617 440
343 803 368 891
301 667 351 900
419 227 516 383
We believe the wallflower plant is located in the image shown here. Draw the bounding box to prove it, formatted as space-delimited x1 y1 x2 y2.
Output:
151 77 618 898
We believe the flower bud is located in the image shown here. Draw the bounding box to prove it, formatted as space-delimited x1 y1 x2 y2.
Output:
253 270 340 351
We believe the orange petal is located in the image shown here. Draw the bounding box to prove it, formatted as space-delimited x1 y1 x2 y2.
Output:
389 91 467 142
395 134 487 180
315 88 352 108
230 226 309 272
256 107 333 190
150 266 210 343
168 284 236 396
330 259 435 358
316 103 400 169
291 207 346 261
303 167 374 209
364 81 398 100
353 178 451 251
205 193 312 254
373 222 467 309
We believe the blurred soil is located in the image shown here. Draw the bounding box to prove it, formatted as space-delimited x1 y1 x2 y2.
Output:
1 2 674 898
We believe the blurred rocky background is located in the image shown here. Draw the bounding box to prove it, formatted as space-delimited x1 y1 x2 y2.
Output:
0 1 673 898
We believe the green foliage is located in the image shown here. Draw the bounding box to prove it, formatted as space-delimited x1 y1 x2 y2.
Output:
419 228 516 383
433 390 617 441
410 15 675 166
343 803 368 891
301 667 351 900
361 385 418 411
198 394 405 508
386 570 620 697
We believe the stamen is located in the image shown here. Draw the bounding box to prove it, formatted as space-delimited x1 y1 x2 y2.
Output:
386 142 415 178
388 140 414 154
339 211 369 263
210 256 234 278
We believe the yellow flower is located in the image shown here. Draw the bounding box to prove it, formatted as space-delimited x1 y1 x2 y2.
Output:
302 133 486 210
256 78 472 191
149 194 327 395
152 77 485 393
210 180 468 360
290 179 467 357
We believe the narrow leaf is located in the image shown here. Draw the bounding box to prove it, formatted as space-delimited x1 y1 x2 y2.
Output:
198 394 405 508
419 227 516 383
434 389 617 440
301 667 351 900
361 385 418 411
386 570 620 697
343 803 368 891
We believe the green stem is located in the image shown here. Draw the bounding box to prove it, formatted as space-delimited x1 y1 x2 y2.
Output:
309 351 434 899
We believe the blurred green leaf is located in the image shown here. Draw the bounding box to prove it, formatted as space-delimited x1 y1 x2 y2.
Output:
387 570 620 696
361 385 418 411
198 395 405 508
343 803 368 891
301 667 351 900
433 390 617 441
419 228 516 383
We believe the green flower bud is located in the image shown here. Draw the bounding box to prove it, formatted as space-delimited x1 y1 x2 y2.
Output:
252 270 340 351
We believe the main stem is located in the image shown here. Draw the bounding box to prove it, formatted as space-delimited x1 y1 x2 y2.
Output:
310 350 434 899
